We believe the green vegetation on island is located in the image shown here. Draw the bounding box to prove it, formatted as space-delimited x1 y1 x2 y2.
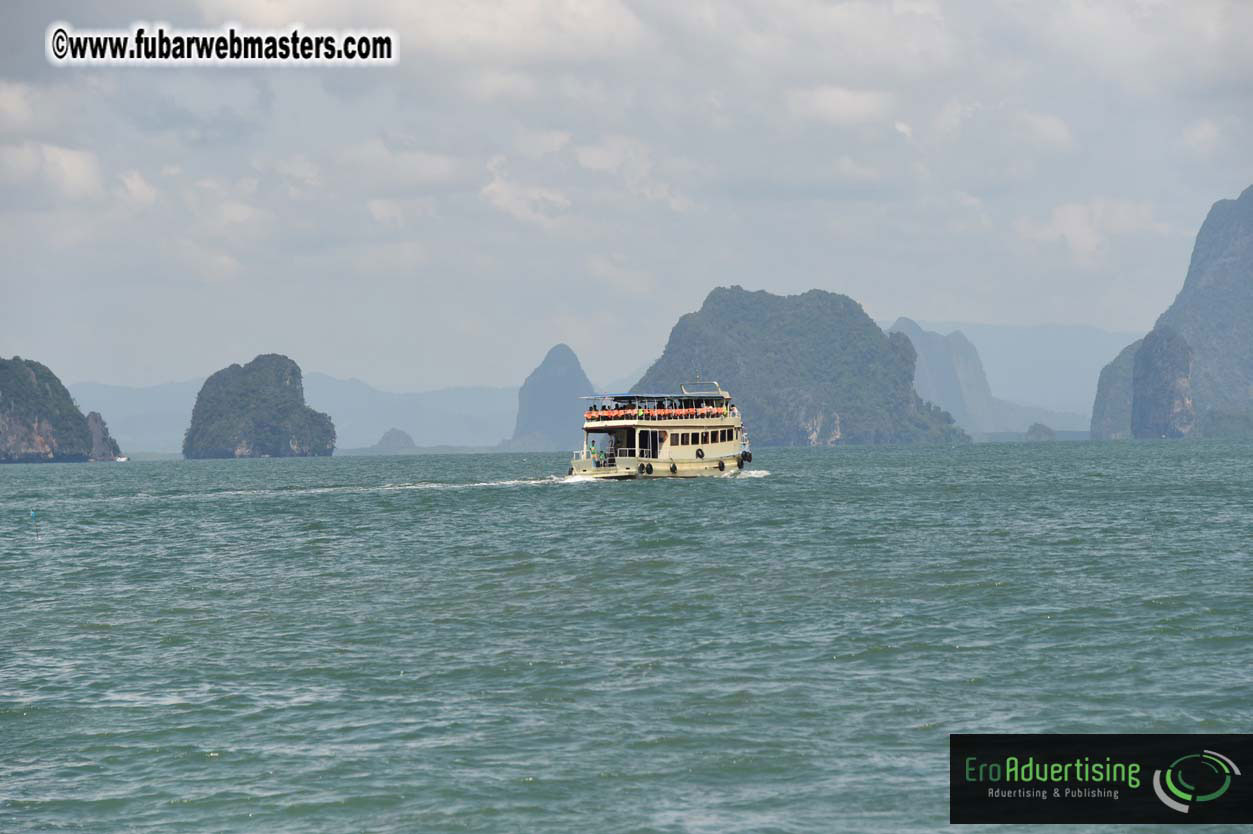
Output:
0 356 123 462
183 354 335 459
635 287 968 445
1 356 93 462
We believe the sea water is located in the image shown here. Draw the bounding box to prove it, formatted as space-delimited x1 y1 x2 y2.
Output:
2 442 1250 832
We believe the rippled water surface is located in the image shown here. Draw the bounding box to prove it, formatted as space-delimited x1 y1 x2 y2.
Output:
2 443 1251 832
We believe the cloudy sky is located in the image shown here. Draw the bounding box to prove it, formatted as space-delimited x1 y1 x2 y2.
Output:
2 1 1251 391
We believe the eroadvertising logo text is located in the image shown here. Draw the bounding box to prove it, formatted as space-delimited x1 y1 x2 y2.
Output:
950 734 1253 824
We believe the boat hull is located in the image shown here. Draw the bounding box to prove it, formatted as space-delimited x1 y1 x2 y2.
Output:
570 452 749 479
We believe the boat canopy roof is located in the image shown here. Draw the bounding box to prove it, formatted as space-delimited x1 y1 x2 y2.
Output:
580 381 730 404
579 393 660 400
580 390 729 403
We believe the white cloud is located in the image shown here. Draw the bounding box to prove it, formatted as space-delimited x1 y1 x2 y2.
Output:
1181 119 1221 155
402 0 648 62
575 135 689 211
0 81 35 132
481 156 570 227
931 98 980 139
587 254 654 294
656 1 954 80
343 139 461 189
355 240 426 273
894 120 913 139
219 200 261 225
787 86 893 126
273 155 322 192
1018 111 1076 151
514 128 571 158
833 155 879 182
0 142 102 199
1017 199 1169 266
367 197 433 227
464 70 537 101
1024 1 1253 96
119 170 157 207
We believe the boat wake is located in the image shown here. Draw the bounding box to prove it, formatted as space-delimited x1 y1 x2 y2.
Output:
96 471 757 506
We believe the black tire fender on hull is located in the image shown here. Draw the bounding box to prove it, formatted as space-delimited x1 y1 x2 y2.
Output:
695 448 704 459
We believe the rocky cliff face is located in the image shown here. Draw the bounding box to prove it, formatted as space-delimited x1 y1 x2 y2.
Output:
889 318 1087 435
1092 185 1253 438
0 357 93 463
1089 339 1142 440
889 318 993 431
1130 326 1195 438
635 288 967 445
86 412 123 461
502 344 595 452
183 354 335 459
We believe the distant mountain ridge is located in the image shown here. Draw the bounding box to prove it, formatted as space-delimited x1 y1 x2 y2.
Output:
1092 184 1253 438
68 378 203 453
902 320 1141 417
302 375 516 450
888 318 1088 435
70 375 518 452
635 287 967 445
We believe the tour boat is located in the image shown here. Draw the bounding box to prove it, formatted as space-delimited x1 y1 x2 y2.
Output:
568 381 752 479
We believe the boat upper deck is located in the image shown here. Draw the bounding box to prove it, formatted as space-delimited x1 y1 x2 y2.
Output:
580 382 740 425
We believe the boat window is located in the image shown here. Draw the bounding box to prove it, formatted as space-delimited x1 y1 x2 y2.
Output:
701 431 709 444
720 428 728 442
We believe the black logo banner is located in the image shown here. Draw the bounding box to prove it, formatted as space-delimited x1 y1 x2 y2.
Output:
951 734 1253 824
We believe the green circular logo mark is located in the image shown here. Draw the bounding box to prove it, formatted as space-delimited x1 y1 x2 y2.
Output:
1153 750 1241 814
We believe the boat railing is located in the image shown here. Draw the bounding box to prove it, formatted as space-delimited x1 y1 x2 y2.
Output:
583 409 738 422
608 447 657 459
571 447 654 461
